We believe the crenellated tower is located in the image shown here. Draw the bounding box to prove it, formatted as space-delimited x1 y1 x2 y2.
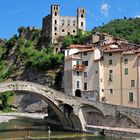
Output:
51 5 60 43
42 5 86 44
77 8 86 31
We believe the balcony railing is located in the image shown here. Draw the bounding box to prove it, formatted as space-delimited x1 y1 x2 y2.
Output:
73 64 85 72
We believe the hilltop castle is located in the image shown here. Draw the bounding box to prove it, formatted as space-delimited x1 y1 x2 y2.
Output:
42 4 86 43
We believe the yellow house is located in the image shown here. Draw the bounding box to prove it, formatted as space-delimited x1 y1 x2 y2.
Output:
102 48 123 106
102 46 138 108
121 51 138 108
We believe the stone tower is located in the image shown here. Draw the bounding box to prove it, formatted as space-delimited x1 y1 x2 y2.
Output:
42 5 86 44
77 8 86 31
51 5 60 43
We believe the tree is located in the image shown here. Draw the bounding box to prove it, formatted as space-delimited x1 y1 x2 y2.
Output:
92 18 140 44
62 35 74 48
18 26 26 35
0 92 13 112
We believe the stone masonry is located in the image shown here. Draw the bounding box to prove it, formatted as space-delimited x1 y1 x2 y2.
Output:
42 4 86 43
0 81 140 133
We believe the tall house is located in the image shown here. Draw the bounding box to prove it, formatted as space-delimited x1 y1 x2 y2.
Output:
102 46 138 108
42 5 86 43
64 45 101 101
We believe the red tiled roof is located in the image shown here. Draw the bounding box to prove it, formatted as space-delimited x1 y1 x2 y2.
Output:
67 44 92 49
104 48 123 53
122 51 135 55
79 48 95 53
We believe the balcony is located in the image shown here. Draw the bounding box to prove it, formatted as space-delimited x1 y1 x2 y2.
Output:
73 64 85 72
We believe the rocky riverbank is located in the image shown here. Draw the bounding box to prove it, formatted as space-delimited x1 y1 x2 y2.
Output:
0 112 48 123
0 115 17 123
85 125 140 138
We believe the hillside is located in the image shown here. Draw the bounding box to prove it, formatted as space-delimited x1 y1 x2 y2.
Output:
0 27 64 112
93 17 140 44
0 27 63 87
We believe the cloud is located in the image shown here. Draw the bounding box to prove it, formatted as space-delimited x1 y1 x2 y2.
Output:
101 3 109 16
9 8 26 15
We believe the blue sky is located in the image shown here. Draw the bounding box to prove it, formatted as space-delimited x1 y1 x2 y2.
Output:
0 0 140 39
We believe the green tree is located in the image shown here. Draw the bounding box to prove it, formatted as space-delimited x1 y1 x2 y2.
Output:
93 18 140 44
62 35 74 48
0 92 14 112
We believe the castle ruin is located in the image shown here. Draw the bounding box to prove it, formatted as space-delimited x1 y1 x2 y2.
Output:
42 4 86 43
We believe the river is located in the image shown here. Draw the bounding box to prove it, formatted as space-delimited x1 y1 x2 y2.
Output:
0 117 135 140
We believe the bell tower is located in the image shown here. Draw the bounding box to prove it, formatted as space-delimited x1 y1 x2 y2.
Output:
51 5 60 43
77 8 86 31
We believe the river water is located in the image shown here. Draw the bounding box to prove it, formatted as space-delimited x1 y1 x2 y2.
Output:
0 117 134 140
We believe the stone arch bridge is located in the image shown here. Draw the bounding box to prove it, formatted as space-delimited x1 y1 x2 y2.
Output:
0 81 140 132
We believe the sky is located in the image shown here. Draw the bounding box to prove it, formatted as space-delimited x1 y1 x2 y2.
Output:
0 0 140 39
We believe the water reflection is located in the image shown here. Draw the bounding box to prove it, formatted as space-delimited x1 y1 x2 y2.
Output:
0 117 134 140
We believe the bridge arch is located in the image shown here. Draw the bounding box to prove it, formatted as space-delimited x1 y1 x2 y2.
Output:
0 81 73 130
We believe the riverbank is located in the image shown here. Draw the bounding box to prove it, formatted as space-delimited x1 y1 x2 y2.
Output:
0 115 17 123
85 125 140 138
0 112 48 123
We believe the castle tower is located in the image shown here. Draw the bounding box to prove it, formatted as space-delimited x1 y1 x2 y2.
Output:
51 5 60 43
77 8 86 31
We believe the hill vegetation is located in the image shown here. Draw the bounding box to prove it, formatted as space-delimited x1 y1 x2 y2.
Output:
93 17 140 44
0 27 64 111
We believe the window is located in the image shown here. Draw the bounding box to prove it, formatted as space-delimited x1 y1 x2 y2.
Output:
84 72 87 77
62 19 65 26
73 20 76 26
81 22 83 26
83 52 87 55
109 53 112 56
76 71 80 76
109 70 113 81
73 30 76 33
109 60 112 65
82 61 88 66
55 33 57 35
124 68 128 75
77 81 80 89
95 71 98 74
54 20 57 24
124 58 128 64
109 89 113 94
76 60 80 65
62 29 65 32
84 82 87 90
129 92 133 102
55 12 57 16
131 80 135 87
54 27 57 31
68 32 70 35
81 14 84 18
85 61 88 66
68 20 70 26
83 9 85 13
